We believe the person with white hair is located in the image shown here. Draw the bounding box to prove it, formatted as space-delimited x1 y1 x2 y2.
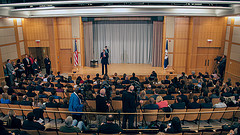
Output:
59 116 81 133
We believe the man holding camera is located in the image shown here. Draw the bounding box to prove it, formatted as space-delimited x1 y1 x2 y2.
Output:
96 89 110 125
122 85 143 129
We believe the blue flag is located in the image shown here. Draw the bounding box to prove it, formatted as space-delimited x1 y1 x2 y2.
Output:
164 40 169 69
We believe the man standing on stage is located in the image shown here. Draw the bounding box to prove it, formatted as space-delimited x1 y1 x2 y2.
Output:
101 49 109 75
104 46 109 65
23 54 31 78
44 55 51 75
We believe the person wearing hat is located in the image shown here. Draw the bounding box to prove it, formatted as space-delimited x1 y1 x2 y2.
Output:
59 116 81 133
98 114 122 134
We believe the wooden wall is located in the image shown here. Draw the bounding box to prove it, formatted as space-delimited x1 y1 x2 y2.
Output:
164 16 226 74
224 17 240 84
0 18 26 80
23 17 84 74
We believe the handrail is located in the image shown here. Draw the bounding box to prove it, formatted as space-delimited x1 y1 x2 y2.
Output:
0 107 239 115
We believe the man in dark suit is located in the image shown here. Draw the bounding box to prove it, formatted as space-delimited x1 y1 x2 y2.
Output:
32 58 40 75
161 75 171 84
23 54 31 77
200 97 213 108
101 49 109 75
104 46 110 64
170 97 185 109
187 96 200 109
177 90 189 105
44 55 51 75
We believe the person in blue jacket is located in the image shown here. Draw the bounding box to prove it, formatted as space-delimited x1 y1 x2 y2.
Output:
69 88 84 122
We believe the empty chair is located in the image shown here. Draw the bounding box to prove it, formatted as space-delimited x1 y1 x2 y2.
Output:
0 104 9 115
171 109 186 121
222 106 239 119
20 105 33 117
20 129 39 135
58 132 78 135
39 130 58 135
45 107 61 120
143 109 158 122
199 108 214 122
184 109 200 122
85 100 96 111
210 108 226 121
111 100 122 111
58 108 72 120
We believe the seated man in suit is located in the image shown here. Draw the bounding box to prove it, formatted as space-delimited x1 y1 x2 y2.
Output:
161 75 171 84
112 90 122 100
98 115 122 134
187 96 200 109
213 97 227 108
93 73 102 81
84 75 93 84
163 88 175 100
22 112 45 130
200 97 213 108
142 97 159 110
177 90 189 105
20 95 32 106
145 84 154 94
46 96 59 108
122 76 131 84
170 97 185 110
130 73 139 82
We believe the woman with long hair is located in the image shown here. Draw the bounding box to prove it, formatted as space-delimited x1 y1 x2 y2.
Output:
6 110 21 128
165 117 182 133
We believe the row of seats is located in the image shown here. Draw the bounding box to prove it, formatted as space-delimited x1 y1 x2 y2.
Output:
1 103 239 123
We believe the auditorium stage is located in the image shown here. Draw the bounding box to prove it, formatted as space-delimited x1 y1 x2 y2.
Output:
70 64 176 80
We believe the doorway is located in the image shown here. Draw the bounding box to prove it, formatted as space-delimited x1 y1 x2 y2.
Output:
28 47 50 68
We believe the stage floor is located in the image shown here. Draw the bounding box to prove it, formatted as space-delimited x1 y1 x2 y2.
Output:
71 64 175 77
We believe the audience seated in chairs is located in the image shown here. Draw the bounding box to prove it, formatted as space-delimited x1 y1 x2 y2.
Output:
213 97 227 108
200 97 213 108
98 114 122 134
112 90 122 100
156 96 168 109
170 97 185 109
84 75 93 84
161 75 170 84
130 72 139 82
187 95 200 109
160 117 182 133
38 89 48 98
143 97 159 110
10 95 19 105
59 98 69 108
93 73 102 81
22 112 45 130
146 84 154 94
138 90 148 100
150 88 161 100
50 91 62 99
6 110 21 128
0 120 12 135
20 95 32 106
163 88 175 100
59 116 81 133
1 93 10 104
122 76 131 84
46 96 59 108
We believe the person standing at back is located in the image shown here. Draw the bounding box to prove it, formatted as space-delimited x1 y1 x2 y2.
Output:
100 49 109 75
5 59 15 86
23 54 31 78
44 55 51 75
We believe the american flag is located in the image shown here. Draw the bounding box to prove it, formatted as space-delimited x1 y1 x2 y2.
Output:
74 39 78 66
